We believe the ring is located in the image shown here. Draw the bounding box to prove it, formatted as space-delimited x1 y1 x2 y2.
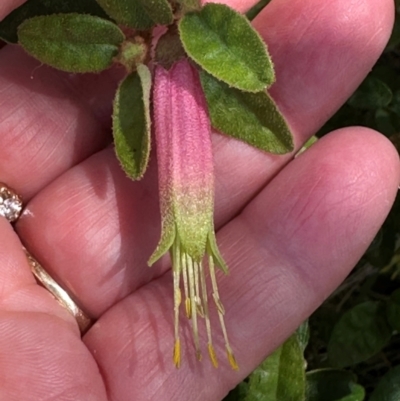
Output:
0 182 93 334
0 183 23 222
24 249 93 334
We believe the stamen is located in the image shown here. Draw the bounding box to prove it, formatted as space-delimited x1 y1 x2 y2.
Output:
174 339 181 368
226 346 239 371
187 254 201 360
209 255 238 370
196 301 205 318
208 344 219 368
213 293 226 315
181 250 191 318
185 298 192 320
200 258 219 368
172 242 182 368
194 261 204 317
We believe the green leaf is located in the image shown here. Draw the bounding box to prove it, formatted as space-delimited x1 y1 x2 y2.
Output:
386 288 400 331
179 3 274 92
296 136 318 157
113 64 152 180
138 0 173 25
95 0 173 30
306 369 365 401
296 320 310 353
96 0 152 29
0 0 111 43
370 365 400 401
18 14 124 73
348 77 392 110
175 0 201 13
327 301 392 368
200 71 293 154
244 334 306 401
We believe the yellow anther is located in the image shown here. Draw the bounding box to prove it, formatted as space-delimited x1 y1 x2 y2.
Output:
185 298 191 319
196 350 202 361
208 344 219 368
227 348 239 371
173 339 181 369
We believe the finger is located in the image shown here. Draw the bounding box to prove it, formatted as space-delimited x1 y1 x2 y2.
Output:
0 219 107 400
84 128 400 401
17 147 162 316
0 0 257 200
1 0 391 202
0 46 118 199
213 0 394 224
0 218 68 320
16 0 395 317
0 312 107 400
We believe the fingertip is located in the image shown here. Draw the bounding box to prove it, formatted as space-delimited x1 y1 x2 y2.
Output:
312 127 400 196
236 126 399 309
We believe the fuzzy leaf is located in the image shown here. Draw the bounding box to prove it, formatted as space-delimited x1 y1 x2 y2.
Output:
113 65 152 180
306 369 365 401
296 136 318 157
18 14 124 73
296 320 310 353
200 71 293 154
179 3 274 92
244 334 306 401
175 0 201 13
95 0 173 30
327 301 392 368
95 0 152 29
370 365 400 401
0 0 110 43
139 0 174 25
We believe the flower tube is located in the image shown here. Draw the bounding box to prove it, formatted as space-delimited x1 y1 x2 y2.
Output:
149 59 238 370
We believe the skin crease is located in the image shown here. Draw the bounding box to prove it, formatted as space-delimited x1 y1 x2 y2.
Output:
0 0 397 400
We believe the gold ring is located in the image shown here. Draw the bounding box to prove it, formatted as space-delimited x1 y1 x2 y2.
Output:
0 182 93 334
24 249 93 334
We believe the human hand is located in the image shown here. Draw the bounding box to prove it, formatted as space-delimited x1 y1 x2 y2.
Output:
0 0 398 400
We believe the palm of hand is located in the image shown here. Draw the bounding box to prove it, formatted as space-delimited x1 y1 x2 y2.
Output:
0 0 398 400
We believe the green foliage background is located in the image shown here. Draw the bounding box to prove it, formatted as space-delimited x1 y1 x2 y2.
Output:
225 1 400 400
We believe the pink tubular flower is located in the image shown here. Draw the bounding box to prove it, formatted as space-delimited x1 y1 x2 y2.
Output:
149 59 238 370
